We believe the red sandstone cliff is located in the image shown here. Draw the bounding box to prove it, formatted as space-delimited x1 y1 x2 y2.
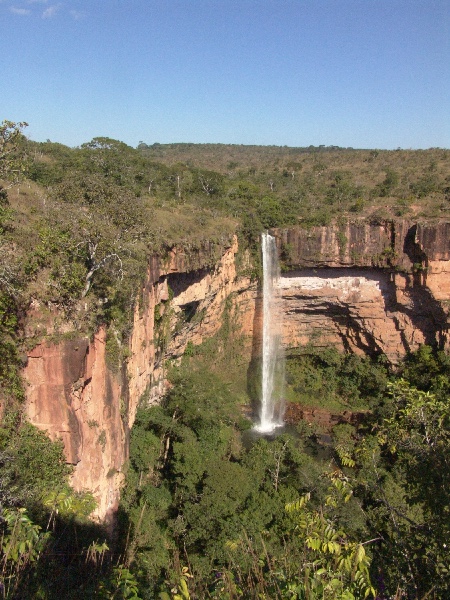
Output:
22 236 254 521
273 221 450 361
21 220 450 521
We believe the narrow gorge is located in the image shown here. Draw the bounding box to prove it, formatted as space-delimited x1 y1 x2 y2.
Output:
22 219 450 521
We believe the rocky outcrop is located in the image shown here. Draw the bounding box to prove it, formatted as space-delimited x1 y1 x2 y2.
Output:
273 221 450 361
166 239 256 359
24 329 125 521
276 220 450 272
21 220 450 522
22 236 255 521
285 403 367 431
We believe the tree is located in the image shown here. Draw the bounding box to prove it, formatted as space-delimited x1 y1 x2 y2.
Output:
0 120 28 188
374 169 399 197
0 507 50 599
283 476 376 600
0 121 29 300
354 379 450 598
30 173 150 310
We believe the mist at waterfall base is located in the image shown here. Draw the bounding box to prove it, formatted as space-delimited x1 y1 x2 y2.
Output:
254 232 285 434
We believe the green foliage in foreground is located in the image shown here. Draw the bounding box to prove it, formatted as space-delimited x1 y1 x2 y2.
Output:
366 378 450 598
0 507 50 599
1 342 450 599
120 365 377 599
0 420 141 599
117 349 450 599
0 504 142 599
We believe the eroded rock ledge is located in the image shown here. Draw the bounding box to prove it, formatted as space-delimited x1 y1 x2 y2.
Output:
273 221 450 361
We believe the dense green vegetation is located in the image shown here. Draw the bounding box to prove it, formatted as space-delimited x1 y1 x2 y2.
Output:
1 121 450 598
285 347 389 412
2 347 450 598
111 349 449 600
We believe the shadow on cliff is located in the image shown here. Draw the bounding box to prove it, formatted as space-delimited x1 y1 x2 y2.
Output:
286 293 384 358
388 225 449 350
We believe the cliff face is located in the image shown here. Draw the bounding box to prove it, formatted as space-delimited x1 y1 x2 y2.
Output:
277 268 448 362
25 329 124 521
22 236 255 521
21 220 450 521
276 220 450 270
274 221 450 361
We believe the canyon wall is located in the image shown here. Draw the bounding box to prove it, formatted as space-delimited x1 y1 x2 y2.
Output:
23 236 255 521
22 220 450 520
274 221 450 362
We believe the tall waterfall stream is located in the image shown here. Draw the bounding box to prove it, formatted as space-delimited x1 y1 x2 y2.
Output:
255 232 285 433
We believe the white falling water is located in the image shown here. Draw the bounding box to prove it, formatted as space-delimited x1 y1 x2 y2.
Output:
255 232 285 433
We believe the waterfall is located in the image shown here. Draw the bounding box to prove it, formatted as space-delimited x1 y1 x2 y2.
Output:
255 232 285 433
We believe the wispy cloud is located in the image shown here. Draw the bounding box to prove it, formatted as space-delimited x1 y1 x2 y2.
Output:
6 1 85 22
69 9 85 20
10 6 31 14
42 2 60 18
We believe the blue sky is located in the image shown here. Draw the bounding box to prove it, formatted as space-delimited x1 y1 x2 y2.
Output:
1 0 449 149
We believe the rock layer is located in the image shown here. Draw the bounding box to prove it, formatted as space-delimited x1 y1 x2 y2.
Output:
274 221 450 360
277 268 448 362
